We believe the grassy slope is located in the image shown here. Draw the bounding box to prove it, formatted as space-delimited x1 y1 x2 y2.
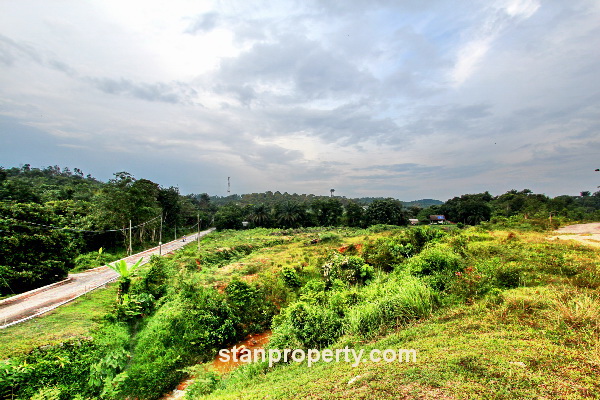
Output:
1 227 598 398
0 284 117 358
199 231 600 400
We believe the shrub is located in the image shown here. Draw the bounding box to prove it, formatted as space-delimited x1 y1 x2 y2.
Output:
362 237 413 271
281 266 301 288
322 254 373 286
495 262 522 289
298 279 327 305
271 302 342 349
447 266 490 302
318 232 341 243
405 226 446 252
405 244 462 275
118 289 237 399
73 248 118 272
225 279 275 334
185 370 220 398
0 339 99 400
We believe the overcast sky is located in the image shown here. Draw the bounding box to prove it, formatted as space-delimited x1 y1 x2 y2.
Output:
1 0 599 201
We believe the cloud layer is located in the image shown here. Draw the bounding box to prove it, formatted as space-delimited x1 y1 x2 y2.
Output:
1 0 599 200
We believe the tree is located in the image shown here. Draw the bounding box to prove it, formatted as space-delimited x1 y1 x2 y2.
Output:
364 198 407 226
92 172 161 245
441 192 492 224
214 204 244 230
311 198 343 226
247 203 272 227
344 201 364 227
0 202 76 295
275 201 308 228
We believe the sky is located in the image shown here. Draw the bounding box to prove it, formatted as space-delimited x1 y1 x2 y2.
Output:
0 0 599 201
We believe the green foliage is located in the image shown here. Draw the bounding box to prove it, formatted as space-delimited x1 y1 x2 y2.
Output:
364 198 408 226
73 248 119 272
271 301 343 349
281 266 301 288
405 226 446 252
185 370 220 398
226 279 275 334
214 204 244 230
403 244 463 291
0 202 76 295
311 198 343 226
0 339 99 400
362 236 414 271
494 262 523 289
318 232 340 243
322 253 373 287
440 192 493 224
117 288 237 399
345 275 436 338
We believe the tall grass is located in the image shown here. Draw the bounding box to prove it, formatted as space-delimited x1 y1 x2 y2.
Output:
345 275 436 338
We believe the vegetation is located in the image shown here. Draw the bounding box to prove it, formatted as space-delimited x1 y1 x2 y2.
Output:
0 163 599 399
0 223 598 399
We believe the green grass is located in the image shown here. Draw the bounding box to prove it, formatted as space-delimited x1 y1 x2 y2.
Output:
0 284 117 359
190 228 600 400
200 285 600 399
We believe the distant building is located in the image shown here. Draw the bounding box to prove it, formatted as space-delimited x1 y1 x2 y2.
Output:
429 215 446 224
409 219 419 225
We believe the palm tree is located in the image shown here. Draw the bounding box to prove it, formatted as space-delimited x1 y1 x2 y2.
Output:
248 204 271 227
277 201 302 228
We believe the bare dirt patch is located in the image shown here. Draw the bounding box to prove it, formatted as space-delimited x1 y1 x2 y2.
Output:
550 223 600 248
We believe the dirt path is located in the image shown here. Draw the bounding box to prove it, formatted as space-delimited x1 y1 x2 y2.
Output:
0 228 215 329
550 223 600 248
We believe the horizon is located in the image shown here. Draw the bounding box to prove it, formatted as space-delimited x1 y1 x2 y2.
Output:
2 162 589 203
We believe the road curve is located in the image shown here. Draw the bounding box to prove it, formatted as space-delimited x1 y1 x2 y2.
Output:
0 228 215 329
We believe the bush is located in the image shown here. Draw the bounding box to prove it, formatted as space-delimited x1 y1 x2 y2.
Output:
318 232 340 243
281 266 301 288
405 226 446 252
225 279 275 334
117 289 237 399
73 248 118 272
0 340 100 400
185 370 220 398
403 244 463 291
270 302 342 349
362 237 414 271
322 254 373 287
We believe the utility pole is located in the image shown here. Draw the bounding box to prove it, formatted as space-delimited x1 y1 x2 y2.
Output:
197 213 201 251
175 224 177 241
159 212 163 255
128 219 132 256
227 177 231 195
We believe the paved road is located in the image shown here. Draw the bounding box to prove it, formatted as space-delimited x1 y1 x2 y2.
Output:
0 228 215 328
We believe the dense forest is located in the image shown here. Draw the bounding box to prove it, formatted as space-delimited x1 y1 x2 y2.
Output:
0 163 599 295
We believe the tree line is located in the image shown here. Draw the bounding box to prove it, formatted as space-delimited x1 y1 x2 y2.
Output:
1 164 599 295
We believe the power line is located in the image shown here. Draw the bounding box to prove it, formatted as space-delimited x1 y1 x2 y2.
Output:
0 214 162 234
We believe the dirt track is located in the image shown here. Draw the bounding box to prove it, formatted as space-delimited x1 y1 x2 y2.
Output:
0 228 215 328
550 223 600 248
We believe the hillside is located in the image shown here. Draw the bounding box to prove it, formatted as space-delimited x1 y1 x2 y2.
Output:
2 224 599 399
